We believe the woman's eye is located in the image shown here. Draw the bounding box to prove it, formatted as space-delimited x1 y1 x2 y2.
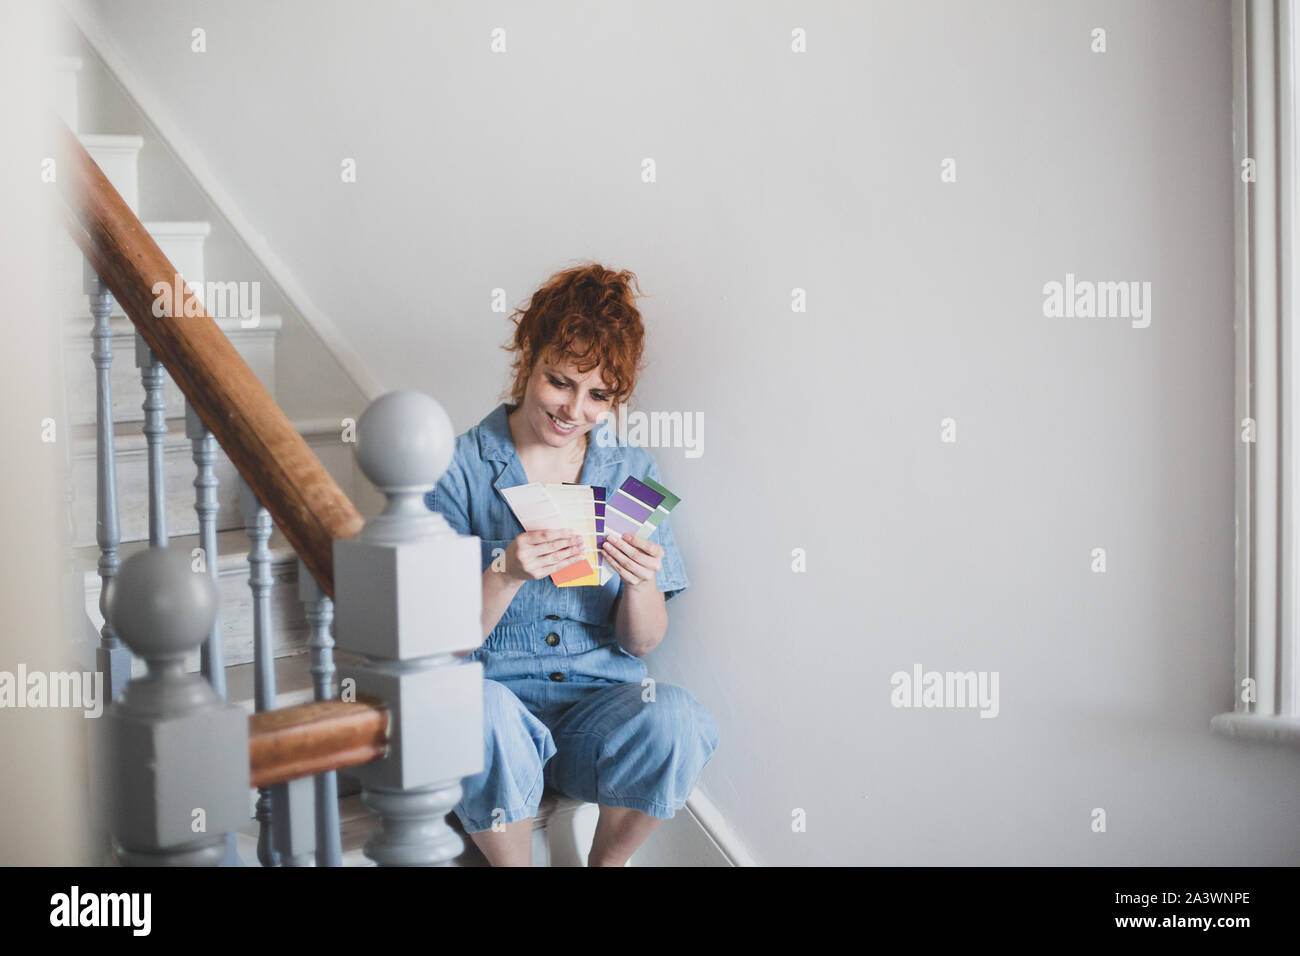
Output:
549 377 608 402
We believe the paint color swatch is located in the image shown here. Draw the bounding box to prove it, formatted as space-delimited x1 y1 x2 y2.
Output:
550 483 603 587
501 475 682 588
499 482 595 586
598 475 683 585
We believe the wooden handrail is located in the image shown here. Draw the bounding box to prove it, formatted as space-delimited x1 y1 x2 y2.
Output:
56 121 364 597
249 697 390 787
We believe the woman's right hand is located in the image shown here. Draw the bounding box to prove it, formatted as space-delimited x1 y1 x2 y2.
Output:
505 530 586 582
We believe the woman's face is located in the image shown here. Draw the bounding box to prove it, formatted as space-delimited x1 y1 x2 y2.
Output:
519 354 614 449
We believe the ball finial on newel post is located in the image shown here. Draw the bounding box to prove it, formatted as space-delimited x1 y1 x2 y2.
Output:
103 547 249 866
108 546 215 672
354 390 456 544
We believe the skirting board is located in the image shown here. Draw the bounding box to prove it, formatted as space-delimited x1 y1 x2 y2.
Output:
629 789 759 868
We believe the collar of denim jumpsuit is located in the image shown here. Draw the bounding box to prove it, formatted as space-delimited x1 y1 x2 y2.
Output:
477 402 626 497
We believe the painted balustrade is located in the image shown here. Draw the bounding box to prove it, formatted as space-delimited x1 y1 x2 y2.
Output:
186 400 225 698
136 334 168 547
90 365 485 864
70 120 483 866
299 559 343 866
81 275 357 866
238 477 287 866
59 120 365 600
86 265 129 702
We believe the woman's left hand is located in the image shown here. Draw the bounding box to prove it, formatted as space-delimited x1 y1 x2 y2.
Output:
602 531 663 589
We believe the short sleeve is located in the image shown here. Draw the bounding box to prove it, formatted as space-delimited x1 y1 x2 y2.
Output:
641 453 689 602
424 444 472 537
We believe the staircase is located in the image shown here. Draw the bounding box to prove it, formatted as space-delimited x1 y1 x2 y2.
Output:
52 53 342 715
51 44 601 866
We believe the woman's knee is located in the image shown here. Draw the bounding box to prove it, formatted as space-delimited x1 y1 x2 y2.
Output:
576 684 718 812
628 683 720 757
480 680 556 761
457 680 556 831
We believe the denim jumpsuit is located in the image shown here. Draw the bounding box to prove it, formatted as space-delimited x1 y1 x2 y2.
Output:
424 402 720 833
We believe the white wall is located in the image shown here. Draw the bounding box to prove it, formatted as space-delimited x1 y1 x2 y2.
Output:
68 0 1300 865
0 0 93 865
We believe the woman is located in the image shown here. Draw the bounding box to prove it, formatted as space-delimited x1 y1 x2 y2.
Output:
425 262 719 866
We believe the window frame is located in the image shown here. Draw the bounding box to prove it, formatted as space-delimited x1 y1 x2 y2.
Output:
1216 0 1300 744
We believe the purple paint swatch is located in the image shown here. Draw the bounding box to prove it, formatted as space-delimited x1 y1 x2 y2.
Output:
605 510 642 536
620 476 665 509
611 493 652 522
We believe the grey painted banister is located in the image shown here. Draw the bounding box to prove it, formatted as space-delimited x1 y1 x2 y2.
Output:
273 777 316 866
333 391 484 866
86 265 129 701
135 333 168 547
102 547 248 866
187 401 242 866
239 476 285 867
186 400 226 699
299 558 343 867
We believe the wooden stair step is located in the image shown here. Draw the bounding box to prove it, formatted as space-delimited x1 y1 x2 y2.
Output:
225 650 318 713
65 416 366 548
234 789 593 867
61 313 281 428
76 527 311 673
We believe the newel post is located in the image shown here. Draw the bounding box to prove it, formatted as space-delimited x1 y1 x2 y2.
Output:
333 391 484 866
102 547 249 866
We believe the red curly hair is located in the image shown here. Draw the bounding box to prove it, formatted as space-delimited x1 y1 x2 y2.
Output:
502 261 647 410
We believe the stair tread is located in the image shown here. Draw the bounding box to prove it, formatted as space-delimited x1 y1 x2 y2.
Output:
64 313 283 334
139 220 212 235
78 133 144 148
72 526 300 578
69 413 345 447
329 789 585 867
225 650 316 710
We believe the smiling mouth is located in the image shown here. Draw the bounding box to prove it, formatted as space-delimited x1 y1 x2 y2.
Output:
547 411 578 432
